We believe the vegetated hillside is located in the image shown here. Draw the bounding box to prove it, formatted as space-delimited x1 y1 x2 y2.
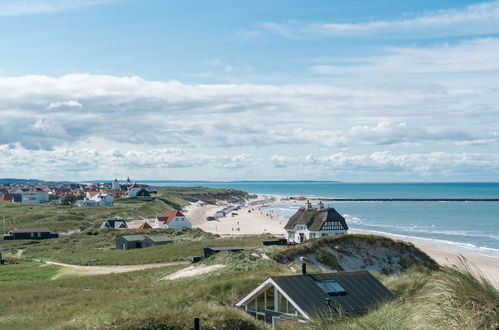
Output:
0 228 267 266
273 234 439 274
1 232 497 329
0 186 250 232
154 186 254 205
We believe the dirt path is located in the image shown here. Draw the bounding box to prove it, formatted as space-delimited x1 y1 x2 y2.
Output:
160 264 225 281
45 260 187 279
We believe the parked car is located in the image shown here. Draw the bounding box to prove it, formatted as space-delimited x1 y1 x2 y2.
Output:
189 256 204 263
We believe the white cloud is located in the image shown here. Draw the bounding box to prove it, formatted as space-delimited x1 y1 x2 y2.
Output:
261 1 499 38
0 0 117 15
0 72 497 180
47 100 83 110
270 151 499 179
311 38 499 77
0 73 497 151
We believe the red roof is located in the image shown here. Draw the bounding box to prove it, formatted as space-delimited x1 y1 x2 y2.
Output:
137 222 152 229
9 228 52 233
129 183 140 189
157 209 185 224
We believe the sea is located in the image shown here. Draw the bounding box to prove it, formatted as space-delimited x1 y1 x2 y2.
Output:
145 181 499 259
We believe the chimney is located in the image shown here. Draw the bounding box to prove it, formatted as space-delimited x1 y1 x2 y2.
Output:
306 200 312 209
317 201 325 210
302 263 307 275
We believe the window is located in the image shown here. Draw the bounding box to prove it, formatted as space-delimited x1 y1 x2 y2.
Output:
30 233 34 238
287 301 296 315
322 233 328 237
316 280 346 295
266 288 275 311
310 233 316 238
37 233 41 237
256 294 265 313
247 298 256 311
278 291 287 313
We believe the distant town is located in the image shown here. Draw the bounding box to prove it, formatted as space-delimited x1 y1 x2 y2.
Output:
0 177 155 207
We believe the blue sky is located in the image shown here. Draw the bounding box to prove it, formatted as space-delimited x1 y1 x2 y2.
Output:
0 0 498 181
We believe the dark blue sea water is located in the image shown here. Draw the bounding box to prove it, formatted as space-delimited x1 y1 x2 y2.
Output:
146 182 499 258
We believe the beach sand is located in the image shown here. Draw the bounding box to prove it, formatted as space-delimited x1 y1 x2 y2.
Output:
184 195 499 287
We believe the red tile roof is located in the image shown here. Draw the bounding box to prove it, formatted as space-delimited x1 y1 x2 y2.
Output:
157 209 185 224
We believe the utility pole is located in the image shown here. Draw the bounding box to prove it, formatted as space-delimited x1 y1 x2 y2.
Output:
3 216 5 235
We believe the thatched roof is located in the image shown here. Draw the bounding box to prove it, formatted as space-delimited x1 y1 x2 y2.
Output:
284 207 348 231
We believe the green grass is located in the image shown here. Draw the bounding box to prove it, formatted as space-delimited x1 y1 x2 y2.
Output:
273 234 439 272
0 260 60 283
1 229 268 265
0 233 496 330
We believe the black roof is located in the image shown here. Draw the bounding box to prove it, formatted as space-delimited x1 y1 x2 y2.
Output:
271 271 395 316
284 207 348 231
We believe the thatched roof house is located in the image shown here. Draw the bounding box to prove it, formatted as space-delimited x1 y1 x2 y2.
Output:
284 201 348 243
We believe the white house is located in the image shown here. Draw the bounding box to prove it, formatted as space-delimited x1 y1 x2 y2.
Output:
111 178 121 191
75 194 113 207
127 183 143 197
21 189 49 204
155 210 192 229
90 193 114 206
284 201 348 244
75 199 98 207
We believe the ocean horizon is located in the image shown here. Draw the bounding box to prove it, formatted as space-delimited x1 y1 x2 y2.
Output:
143 181 499 259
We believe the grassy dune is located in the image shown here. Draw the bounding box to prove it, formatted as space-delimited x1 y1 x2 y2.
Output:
1 245 496 330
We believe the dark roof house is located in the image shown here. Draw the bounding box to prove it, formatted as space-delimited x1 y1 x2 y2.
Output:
143 236 173 247
116 235 146 250
100 219 128 229
284 204 348 232
4 228 58 240
204 246 244 258
236 265 395 328
116 235 173 250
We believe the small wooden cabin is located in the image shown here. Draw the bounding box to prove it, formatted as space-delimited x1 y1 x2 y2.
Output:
204 246 244 258
4 228 58 240
116 235 146 250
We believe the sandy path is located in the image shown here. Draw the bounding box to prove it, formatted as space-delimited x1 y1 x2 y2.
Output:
45 260 187 279
160 264 225 281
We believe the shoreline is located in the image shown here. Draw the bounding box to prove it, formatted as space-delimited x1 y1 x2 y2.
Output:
184 194 499 287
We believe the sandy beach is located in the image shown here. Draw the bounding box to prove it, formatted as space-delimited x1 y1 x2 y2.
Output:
184 195 499 287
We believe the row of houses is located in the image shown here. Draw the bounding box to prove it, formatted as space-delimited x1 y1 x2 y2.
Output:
100 209 193 230
0 178 155 206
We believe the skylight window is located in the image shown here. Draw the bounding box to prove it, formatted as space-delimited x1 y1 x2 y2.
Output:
317 280 346 295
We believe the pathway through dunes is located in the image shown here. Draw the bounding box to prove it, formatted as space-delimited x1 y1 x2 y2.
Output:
160 264 226 281
43 260 188 279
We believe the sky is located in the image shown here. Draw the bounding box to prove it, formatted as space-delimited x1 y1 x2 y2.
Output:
0 0 498 182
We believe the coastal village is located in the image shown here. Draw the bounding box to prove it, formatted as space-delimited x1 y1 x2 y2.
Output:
0 180 497 329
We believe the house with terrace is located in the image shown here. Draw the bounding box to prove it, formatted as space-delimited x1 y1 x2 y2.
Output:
235 264 395 328
284 201 348 243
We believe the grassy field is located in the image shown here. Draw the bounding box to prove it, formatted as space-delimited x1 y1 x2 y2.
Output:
0 260 60 283
0 186 496 329
1 229 268 265
1 245 496 329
